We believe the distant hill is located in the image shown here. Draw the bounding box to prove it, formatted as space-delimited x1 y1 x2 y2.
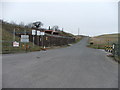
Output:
94 33 120 38
92 33 119 44
88 33 119 49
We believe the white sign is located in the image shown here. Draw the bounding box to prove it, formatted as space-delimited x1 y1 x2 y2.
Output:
13 41 19 47
32 30 36 35
21 35 29 42
37 31 41 36
21 39 29 42
21 35 29 38
112 44 115 49
40 32 45 35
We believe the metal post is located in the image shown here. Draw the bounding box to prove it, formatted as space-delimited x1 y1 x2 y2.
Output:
33 36 34 47
38 36 39 46
42 35 44 48
32 30 36 47
78 28 80 36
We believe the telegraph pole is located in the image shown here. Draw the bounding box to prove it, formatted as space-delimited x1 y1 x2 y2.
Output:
78 28 80 36
62 28 64 32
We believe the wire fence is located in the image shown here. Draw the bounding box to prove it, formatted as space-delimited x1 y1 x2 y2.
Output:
2 33 76 54
2 41 30 53
17 33 75 47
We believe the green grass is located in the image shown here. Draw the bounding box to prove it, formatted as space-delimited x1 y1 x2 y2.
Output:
2 28 41 54
1 20 79 54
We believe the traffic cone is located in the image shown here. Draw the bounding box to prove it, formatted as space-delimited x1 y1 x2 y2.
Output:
42 46 46 51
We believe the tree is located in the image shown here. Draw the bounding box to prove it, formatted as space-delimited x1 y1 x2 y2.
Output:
26 23 33 28
19 22 25 27
33 21 43 29
51 25 59 31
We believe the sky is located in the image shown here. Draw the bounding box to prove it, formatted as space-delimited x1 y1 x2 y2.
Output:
1 0 119 36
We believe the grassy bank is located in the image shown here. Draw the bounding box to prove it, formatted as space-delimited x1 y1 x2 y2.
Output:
2 28 41 54
88 33 120 62
88 33 119 49
2 20 79 54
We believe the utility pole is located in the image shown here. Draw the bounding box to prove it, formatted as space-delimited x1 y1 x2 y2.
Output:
78 28 80 36
62 28 64 32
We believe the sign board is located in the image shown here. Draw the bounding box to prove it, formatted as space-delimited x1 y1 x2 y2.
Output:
37 31 41 36
32 30 36 35
112 44 115 49
21 35 29 42
40 32 45 35
21 35 29 38
13 41 19 47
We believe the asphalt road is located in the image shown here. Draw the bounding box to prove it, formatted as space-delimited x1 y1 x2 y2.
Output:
2 37 118 88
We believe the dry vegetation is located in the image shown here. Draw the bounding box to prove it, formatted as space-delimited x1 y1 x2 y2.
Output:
88 33 119 49
2 20 78 54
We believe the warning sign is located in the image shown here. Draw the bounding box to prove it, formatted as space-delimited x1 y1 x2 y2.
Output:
13 41 19 47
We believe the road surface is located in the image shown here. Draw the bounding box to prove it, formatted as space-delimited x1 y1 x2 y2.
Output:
2 37 118 88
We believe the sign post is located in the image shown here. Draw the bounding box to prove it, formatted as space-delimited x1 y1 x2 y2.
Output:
21 35 29 42
37 31 40 46
21 34 29 52
32 30 36 47
40 32 45 48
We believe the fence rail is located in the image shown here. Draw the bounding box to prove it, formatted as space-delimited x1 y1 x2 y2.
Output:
15 33 76 47
2 33 76 53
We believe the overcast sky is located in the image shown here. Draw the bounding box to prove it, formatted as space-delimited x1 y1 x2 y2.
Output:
1 0 119 36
